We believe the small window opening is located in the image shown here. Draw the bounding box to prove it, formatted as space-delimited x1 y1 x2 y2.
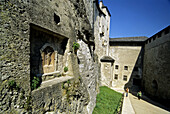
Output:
54 13 60 24
114 74 118 80
124 66 128 70
115 65 119 69
123 75 127 81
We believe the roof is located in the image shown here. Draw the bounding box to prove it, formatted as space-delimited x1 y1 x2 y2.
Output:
100 56 115 62
102 6 111 17
109 36 148 42
95 0 106 16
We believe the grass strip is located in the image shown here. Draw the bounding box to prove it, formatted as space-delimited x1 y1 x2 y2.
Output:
93 86 122 114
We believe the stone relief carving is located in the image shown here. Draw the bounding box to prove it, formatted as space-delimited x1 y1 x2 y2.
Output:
41 45 55 73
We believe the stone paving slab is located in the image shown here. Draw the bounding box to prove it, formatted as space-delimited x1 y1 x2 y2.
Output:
110 87 135 114
122 94 135 114
129 93 170 114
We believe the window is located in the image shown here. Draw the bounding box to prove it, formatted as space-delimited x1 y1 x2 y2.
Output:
123 75 127 81
114 74 118 80
124 66 128 70
115 65 119 69
54 13 60 24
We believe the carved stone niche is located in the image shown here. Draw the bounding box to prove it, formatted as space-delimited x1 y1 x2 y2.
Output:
39 44 60 81
42 46 55 73
40 44 57 73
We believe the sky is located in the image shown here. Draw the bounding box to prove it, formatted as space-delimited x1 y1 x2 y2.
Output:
102 0 170 38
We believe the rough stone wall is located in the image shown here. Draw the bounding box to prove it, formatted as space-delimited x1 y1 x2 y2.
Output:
99 1 110 56
94 1 110 61
77 39 100 114
93 1 111 89
83 0 93 28
0 1 31 113
0 0 99 113
32 76 89 114
143 27 170 102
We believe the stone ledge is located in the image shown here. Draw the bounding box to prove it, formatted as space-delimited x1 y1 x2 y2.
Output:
33 76 74 91
42 71 60 77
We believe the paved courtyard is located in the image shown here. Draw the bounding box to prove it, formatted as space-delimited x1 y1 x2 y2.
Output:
122 92 170 114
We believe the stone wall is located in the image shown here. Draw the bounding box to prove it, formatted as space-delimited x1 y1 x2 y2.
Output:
110 46 142 89
0 1 31 113
109 37 147 89
77 39 100 113
142 26 170 103
94 0 110 61
0 0 100 113
83 0 94 28
101 62 113 86
32 76 89 114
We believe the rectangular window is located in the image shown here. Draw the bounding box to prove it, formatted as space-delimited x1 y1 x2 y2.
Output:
114 74 118 80
124 66 128 70
115 65 119 69
123 75 127 81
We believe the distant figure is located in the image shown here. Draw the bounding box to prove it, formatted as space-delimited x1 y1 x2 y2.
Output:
125 88 129 97
137 91 142 100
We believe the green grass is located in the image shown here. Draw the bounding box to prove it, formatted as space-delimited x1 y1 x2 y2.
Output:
93 86 122 114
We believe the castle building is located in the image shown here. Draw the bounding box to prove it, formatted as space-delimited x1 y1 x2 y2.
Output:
109 36 147 89
0 0 170 113
142 26 170 105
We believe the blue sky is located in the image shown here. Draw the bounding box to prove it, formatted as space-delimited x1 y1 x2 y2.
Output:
102 0 170 38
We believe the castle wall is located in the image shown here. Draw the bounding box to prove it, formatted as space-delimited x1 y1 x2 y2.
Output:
143 26 170 102
83 0 93 28
110 45 142 89
0 0 99 113
101 62 113 86
94 1 110 60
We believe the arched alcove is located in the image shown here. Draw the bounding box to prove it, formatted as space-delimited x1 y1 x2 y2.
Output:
152 80 158 89
41 46 55 73
152 80 158 95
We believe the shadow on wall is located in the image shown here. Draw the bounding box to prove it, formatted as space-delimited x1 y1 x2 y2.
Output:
124 47 144 93
124 46 170 111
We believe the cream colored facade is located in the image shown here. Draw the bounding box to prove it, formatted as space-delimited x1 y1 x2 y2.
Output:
93 1 113 86
110 46 142 88
94 1 111 60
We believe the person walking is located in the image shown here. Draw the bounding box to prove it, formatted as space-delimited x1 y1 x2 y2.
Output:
125 88 129 97
137 91 142 100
